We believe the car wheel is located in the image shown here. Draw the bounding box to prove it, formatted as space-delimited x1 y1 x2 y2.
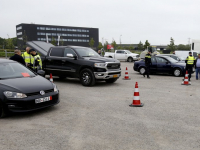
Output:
174 68 181 77
127 57 133 62
139 67 146 75
0 102 6 118
80 68 96 86
105 78 118 83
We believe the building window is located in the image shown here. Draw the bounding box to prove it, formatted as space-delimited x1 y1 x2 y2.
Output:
83 39 87 42
40 27 45 30
37 27 40 30
82 35 86 37
73 39 77 42
78 39 82 42
86 35 89 37
51 28 56 30
40 38 46 41
52 33 56 36
68 39 73 42
67 29 72 31
73 34 77 37
18 37 23 40
37 38 41 40
63 39 67 41
49 39 52 41
62 28 66 31
72 29 77 32
77 29 82 32
17 32 22 35
46 27 51 30
82 29 86 32
46 33 51 35
86 30 89 32
57 28 61 31
87 40 89 42
68 34 72 36
38 32 45 35
17 26 22 30
57 33 61 36
77 34 81 37
62 33 67 36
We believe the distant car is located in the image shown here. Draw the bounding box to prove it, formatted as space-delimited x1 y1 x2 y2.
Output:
0 59 59 118
133 55 186 77
157 54 185 63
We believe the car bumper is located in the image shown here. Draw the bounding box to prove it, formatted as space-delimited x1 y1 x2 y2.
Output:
5 92 59 112
94 70 121 79
133 57 140 61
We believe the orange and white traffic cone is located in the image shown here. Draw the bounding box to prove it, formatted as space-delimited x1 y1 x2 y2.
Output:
181 71 191 85
129 82 144 107
50 73 53 83
123 67 131 80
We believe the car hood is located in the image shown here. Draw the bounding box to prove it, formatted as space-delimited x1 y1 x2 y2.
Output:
0 76 54 94
83 57 120 63
172 62 186 67
130 53 139 56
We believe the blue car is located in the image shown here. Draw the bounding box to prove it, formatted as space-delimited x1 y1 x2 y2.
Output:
133 55 186 77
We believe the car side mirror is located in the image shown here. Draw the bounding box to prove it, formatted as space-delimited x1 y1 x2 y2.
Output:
66 53 77 60
37 70 45 76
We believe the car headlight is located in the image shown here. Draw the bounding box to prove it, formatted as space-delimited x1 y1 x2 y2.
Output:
53 84 58 92
3 91 27 98
94 63 106 68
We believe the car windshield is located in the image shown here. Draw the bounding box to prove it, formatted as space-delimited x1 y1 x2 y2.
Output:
165 57 179 63
0 62 36 80
179 56 186 61
125 50 131 54
74 48 100 57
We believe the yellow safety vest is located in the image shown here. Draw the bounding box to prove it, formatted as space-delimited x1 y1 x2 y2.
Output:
186 56 195 65
145 55 151 58
22 52 34 64
33 55 42 69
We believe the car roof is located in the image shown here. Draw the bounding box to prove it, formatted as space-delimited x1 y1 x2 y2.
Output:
0 59 15 63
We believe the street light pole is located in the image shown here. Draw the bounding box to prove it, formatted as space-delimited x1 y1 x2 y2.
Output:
120 35 122 46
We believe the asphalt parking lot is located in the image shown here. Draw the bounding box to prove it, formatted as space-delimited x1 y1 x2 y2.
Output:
0 62 200 150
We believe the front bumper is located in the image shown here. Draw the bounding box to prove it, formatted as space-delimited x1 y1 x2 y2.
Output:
5 92 59 112
94 70 121 79
133 57 140 61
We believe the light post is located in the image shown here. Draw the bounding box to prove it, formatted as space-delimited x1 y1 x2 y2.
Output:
120 35 122 46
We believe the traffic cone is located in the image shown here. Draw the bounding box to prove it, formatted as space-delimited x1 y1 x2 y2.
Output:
129 82 144 107
181 71 191 85
50 73 53 82
123 67 131 80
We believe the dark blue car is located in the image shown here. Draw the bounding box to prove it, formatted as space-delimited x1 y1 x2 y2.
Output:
133 55 186 77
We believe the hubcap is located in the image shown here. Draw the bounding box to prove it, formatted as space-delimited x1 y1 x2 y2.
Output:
174 70 180 76
128 58 132 62
140 68 145 74
82 72 91 83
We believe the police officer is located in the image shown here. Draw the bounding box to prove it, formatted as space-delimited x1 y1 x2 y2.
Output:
184 52 196 81
143 51 152 79
29 49 42 72
21 47 34 70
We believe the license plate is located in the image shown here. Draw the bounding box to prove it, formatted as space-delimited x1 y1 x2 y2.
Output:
113 74 118 78
35 96 52 104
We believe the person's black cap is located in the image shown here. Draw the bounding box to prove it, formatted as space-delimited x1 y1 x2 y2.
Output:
189 52 192 54
29 49 36 53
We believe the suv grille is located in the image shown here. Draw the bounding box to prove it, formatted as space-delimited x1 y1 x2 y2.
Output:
26 89 54 96
107 63 120 69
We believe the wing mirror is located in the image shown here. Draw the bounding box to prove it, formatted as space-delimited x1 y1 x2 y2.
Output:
166 61 170 64
66 54 77 60
37 70 45 76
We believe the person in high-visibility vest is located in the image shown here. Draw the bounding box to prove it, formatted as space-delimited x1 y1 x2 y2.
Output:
29 49 42 72
143 51 152 79
21 47 34 70
184 52 196 81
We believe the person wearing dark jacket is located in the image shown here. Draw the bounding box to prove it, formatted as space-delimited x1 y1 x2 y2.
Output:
184 52 196 81
194 53 200 80
143 51 152 79
10 49 26 66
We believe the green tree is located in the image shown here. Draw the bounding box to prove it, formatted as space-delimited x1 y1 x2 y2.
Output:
177 44 186 50
97 42 103 50
51 37 56 46
6 38 14 49
111 40 117 50
185 44 191 50
129 45 134 50
60 37 64 46
89 38 95 48
137 41 144 51
12 37 17 46
117 46 123 50
144 40 150 49
167 37 176 51
0 37 6 49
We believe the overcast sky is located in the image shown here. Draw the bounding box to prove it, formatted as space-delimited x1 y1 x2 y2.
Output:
0 0 200 45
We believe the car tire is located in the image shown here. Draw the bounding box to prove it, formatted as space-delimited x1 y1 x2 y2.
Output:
80 68 96 86
127 57 133 62
105 78 118 83
173 68 181 77
0 102 6 118
139 67 146 75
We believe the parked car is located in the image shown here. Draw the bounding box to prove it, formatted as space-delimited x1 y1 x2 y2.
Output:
0 59 59 118
27 41 121 86
133 55 186 77
157 54 185 63
104 50 140 62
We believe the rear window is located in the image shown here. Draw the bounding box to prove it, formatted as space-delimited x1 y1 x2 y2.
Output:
50 48 64 57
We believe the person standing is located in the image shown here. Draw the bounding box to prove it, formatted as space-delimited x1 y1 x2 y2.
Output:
21 47 34 70
9 49 26 66
143 51 152 79
194 53 200 80
184 52 196 81
29 49 42 72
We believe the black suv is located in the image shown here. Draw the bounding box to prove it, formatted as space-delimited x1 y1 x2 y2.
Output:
27 41 121 86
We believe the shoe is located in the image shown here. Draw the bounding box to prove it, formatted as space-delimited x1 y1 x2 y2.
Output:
143 74 145 77
147 77 150 79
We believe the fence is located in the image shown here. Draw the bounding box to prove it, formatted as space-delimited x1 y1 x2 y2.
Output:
0 49 26 59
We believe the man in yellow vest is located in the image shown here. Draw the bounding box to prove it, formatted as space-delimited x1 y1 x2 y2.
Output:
29 49 42 72
184 52 196 81
21 47 34 70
